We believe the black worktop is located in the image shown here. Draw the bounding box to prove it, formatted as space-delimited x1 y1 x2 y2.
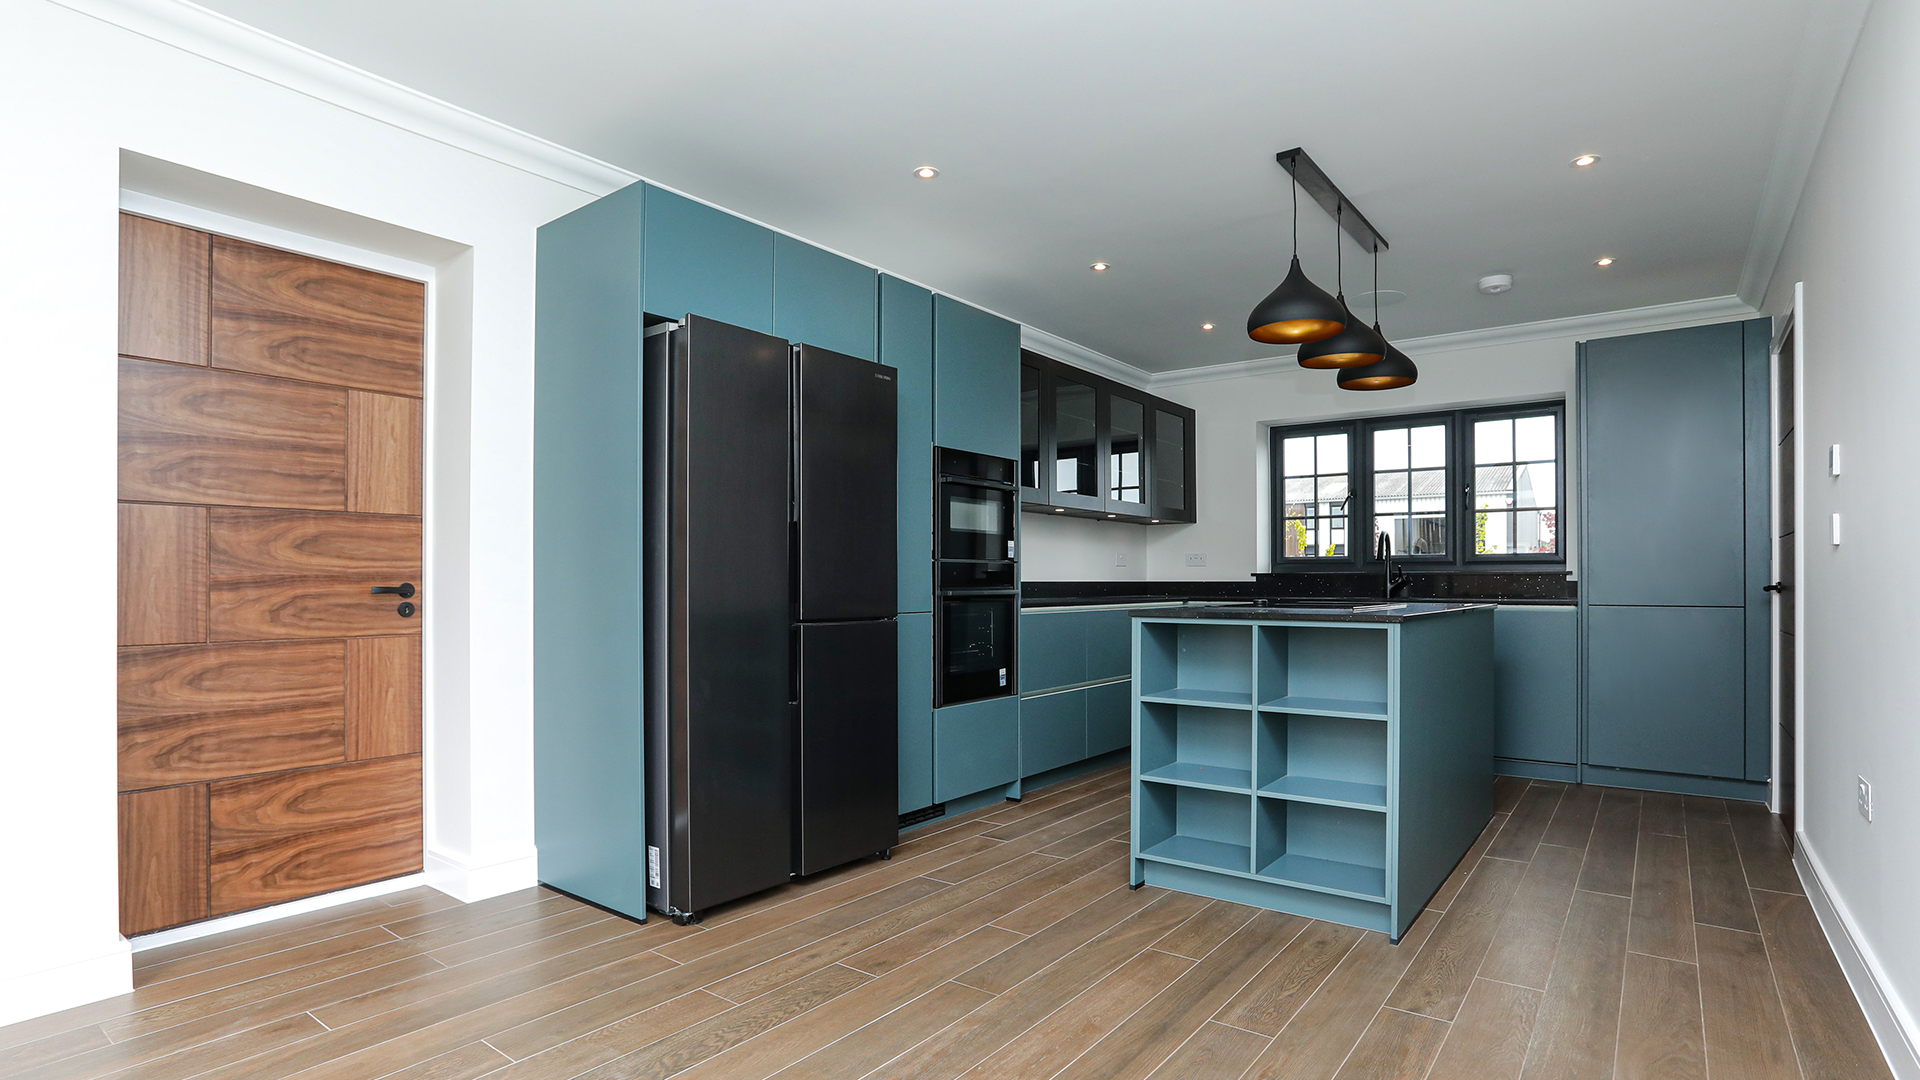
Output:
1129 600 1494 624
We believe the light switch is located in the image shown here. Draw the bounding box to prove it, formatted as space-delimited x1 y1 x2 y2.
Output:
1829 444 1842 477
1831 513 1842 546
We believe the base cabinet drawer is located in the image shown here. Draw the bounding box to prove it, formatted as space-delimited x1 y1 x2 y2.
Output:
1020 690 1086 778
1085 680 1131 757
934 696 1018 802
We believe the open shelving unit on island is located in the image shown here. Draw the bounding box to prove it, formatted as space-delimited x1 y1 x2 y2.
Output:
1130 605 1495 942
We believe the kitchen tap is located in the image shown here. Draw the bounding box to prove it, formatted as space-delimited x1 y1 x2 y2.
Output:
1377 532 1409 599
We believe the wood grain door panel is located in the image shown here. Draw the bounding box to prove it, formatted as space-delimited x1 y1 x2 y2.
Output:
211 237 425 397
346 637 423 759
120 785 209 935
208 509 421 639
119 358 348 509
118 503 208 646
120 215 210 366
119 641 348 790
209 756 423 913
347 391 424 515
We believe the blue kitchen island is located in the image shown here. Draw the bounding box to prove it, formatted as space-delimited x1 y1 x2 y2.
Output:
1130 602 1495 941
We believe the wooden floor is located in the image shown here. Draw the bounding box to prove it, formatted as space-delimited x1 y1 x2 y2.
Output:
0 767 1892 1080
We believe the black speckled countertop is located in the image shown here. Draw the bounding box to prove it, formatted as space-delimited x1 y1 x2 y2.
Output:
1130 601 1494 623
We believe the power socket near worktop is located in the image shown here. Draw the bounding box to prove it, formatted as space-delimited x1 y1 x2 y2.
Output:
1185 553 1207 567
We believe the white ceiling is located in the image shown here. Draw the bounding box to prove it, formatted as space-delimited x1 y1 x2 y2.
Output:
194 0 1831 372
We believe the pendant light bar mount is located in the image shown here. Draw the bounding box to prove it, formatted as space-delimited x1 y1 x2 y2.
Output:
1277 148 1389 254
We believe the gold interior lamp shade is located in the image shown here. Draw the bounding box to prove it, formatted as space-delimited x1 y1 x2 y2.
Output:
1297 302 1387 369
1337 336 1418 389
1247 257 1346 344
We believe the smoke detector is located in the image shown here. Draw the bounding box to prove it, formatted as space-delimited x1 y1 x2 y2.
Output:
1478 274 1514 295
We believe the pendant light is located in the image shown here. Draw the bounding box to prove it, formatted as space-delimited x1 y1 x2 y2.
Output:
1339 246 1418 390
1247 172 1346 345
1298 206 1388 369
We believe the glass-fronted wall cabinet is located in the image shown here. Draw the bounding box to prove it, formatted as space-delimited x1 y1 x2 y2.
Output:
1020 350 1196 523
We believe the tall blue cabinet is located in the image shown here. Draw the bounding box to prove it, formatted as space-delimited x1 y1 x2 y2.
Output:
1577 319 1772 799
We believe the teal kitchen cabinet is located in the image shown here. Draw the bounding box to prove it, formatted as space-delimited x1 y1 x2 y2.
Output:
1085 680 1131 757
774 235 876 361
1019 690 1086 778
1085 610 1133 680
883 276 935 615
532 183 649 917
1578 318 1771 797
934 696 1019 801
1492 605 1577 776
898 614 934 813
642 185 773 331
933 295 1020 459
1020 609 1087 691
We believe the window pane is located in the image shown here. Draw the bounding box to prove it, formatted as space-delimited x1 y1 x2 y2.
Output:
1515 414 1556 461
1155 411 1186 511
1020 365 1041 489
1316 475 1349 503
1475 510 1510 554
1284 477 1313 503
1412 515 1447 555
1514 463 1555 509
1055 379 1097 496
1475 464 1514 510
1475 419 1513 465
1410 468 1446 507
1283 436 1316 477
1373 428 1408 471
1322 516 1348 557
1516 509 1557 553
1110 396 1144 503
1410 424 1446 469
1316 433 1348 475
1283 518 1310 558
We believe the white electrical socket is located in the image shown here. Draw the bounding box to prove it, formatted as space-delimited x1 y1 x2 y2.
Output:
1858 776 1873 822
1830 444 1843 477
1831 513 1843 546
1115 552 1128 567
1185 553 1207 567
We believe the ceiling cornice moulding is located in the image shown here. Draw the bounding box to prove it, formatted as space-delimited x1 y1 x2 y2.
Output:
1149 294 1757 388
1020 326 1153 389
48 0 639 195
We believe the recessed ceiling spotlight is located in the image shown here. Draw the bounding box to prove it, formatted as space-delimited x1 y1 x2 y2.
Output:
1090 262 1110 272
1596 257 1615 267
913 166 939 179
1202 322 1215 331
1478 274 1514 295
1571 154 1600 168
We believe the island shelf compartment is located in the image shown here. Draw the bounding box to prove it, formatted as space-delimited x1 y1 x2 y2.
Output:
1255 623 1389 719
1137 621 1253 708
1136 782 1252 875
1254 798 1388 900
1255 712 1388 811
1139 702 1254 792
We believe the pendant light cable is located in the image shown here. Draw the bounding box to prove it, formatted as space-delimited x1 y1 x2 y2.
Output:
1334 204 1344 299
1291 171 1299 255
1372 242 1380 324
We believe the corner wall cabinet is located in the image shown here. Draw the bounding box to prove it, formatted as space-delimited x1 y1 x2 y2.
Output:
1130 608 1494 940
1021 350 1195 523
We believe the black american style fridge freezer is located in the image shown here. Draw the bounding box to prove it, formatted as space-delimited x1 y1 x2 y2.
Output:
642 316 898 924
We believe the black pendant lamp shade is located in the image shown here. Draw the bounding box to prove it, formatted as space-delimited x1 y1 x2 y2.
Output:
1297 301 1388 368
1337 334 1418 389
1248 173 1345 345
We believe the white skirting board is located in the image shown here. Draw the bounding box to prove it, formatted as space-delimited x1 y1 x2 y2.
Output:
0 941 132 1030
424 847 540 903
129 873 429 953
1797 834 1920 1080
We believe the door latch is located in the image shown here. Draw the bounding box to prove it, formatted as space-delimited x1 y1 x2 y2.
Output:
372 583 417 598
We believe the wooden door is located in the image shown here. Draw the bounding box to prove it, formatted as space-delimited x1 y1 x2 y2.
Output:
117 213 426 936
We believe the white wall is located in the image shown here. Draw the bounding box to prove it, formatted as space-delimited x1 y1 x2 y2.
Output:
0 0 603 1025
1762 0 1920 1064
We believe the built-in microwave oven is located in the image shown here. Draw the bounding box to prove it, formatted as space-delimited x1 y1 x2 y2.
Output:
934 448 1018 705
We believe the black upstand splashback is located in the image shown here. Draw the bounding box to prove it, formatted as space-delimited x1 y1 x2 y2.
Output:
1019 571 1576 608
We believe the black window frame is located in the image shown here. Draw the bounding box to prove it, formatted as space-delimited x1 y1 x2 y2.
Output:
1268 400 1566 570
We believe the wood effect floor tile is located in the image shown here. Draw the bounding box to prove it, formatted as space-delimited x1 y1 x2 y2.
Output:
1213 919 1364 1036
1683 795 1729 824
1425 978 1540 1080
992 854 1128 936
767 980 993 1080
1052 910 1305 1080
128 891 422 975
1728 802 1803 895
1685 818 1760 933
1517 889 1630 1080
102 941 438 1042
379 888 560 942
373 1040 510 1080
56 1012 328 1080
1639 792 1686 836
952 948 1194 1080
394 894 582 955
1488 784 1567 862
1331 1006 1450 1080
0 1000 136 1057
1479 843 1584 991
1149 899 1264 960
1542 785 1605 849
981 789 1127 842
0 1026 108 1076
954 878 1173 996
1240 914 1438 1080
1431 813 1507 913
1494 775 1530 814
1629 832 1697 963
1578 790 1642 897
1386 856 1527 1020
923 802 1118 885
887 891 1211 1080
1144 1021 1270 1080
485 992 733 1080
126 928 406 1012
424 908 632 970
1697 924 1801 1080
1753 889 1893 1080
1616 951 1705 1080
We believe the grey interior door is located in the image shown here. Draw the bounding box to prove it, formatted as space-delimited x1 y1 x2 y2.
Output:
1775 323 1798 844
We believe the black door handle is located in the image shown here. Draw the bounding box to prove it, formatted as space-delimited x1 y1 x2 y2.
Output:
372 583 416 598
1763 582 1785 593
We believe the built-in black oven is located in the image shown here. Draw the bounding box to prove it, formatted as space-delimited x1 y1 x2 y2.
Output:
934 448 1018 705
